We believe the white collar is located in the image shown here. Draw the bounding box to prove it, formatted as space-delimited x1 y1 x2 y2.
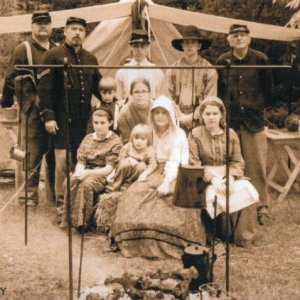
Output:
92 131 113 141
129 58 152 66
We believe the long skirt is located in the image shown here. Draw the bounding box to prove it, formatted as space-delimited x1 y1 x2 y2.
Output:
111 165 206 259
202 204 257 247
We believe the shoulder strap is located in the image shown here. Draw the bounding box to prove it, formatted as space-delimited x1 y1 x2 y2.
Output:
23 41 33 65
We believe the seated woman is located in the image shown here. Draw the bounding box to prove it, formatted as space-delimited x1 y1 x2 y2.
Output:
117 77 153 143
60 108 123 233
188 96 259 247
110 95 205 259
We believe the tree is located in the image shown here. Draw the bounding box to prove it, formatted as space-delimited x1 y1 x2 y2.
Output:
273 0 300 27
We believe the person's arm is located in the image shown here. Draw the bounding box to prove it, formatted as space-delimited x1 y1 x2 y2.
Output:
1 43 27 107
118 143 130 161
73 162 86 176
37 51 59 134
105 137 123 168
106 169 116 183
259 54 274 107
229 128 245 178
158 129 189 196
215 55 228 100
138 148 157 181
165 67 177 101
92 56 102 100
73 136 89 179
115 69 126 102
203 66 218 98
74 135 89 175
117 108 131 143
84 164 114 177
188 130 202 166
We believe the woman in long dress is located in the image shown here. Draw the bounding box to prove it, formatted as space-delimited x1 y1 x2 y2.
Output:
110 95 206 259
188 96 258 247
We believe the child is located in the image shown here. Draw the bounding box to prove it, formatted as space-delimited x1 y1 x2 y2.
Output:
97 76 123 132
61 108 123 232
106 124 157 192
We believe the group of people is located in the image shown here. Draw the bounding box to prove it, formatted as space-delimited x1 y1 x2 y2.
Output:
1 9 275 259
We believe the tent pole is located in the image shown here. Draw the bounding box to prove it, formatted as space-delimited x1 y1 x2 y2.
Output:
64 58 74 300
225 62 231 292
24 110 29 246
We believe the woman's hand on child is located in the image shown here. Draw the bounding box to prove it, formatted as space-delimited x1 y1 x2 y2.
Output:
137 172 147 182
157 180 170 197
73 170 90 181
106 174 115 183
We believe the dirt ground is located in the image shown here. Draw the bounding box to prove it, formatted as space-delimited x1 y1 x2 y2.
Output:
0 123 300 300
0 181 300 300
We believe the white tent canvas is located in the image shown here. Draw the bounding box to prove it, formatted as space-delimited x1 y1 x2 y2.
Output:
1 0 300 41
84 15 182 76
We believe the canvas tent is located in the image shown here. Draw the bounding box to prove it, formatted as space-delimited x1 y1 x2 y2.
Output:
1 0 300 41
1 0 300 75
83 14 182 76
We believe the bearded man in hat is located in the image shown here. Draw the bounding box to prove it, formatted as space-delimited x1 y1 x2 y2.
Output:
38 16 102 206
166 25 218 131
115 29 164 102
1 10 56 206
217 24 273 225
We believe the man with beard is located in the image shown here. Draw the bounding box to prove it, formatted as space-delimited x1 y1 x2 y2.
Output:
38 17 101 206
1 10 56 206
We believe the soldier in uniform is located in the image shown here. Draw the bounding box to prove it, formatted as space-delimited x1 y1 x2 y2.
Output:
1 10 56 206
217 24 273 225
38 16 102 205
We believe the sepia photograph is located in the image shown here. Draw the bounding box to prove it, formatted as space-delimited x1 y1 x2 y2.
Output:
0 0 300 299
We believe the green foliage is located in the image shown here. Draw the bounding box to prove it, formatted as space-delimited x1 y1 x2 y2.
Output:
0 0 296 79
0 0 13 15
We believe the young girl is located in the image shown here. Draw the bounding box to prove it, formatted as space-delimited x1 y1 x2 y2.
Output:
188 96 259 247
61 108 123 232
106 124 157 192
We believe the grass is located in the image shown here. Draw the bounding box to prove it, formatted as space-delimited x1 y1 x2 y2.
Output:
0 129 300 299
1 184 299 299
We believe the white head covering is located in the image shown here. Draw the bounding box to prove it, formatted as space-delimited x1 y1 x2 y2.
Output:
150 95 179 130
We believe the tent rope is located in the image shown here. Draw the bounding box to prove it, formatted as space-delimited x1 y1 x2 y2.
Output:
103 18 132 66
141 4 152 60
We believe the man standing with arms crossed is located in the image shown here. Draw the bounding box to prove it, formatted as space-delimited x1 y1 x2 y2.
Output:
1 10 56 206
217 24 273 226
38 17 101 206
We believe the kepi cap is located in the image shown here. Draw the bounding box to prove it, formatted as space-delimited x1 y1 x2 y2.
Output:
32 10 51 24
228 24 250 35
66 16 87 27
129 29 150 44
171 25 211 51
